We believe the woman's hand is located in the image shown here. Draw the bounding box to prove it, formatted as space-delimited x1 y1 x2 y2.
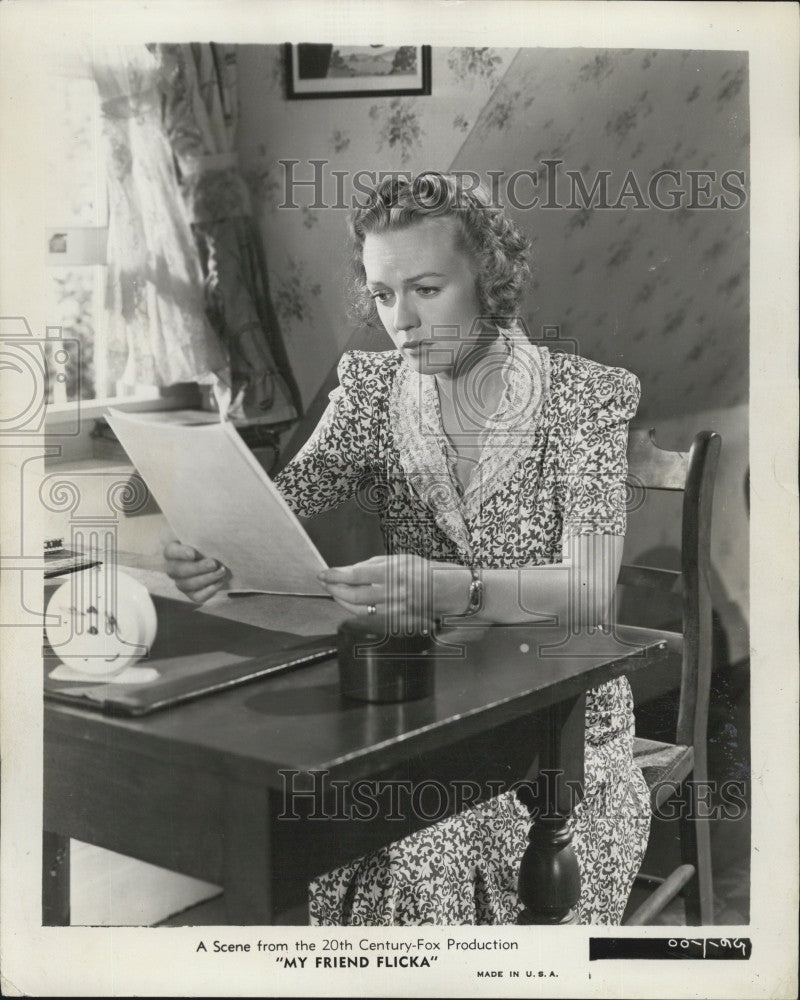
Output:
317 554 471 628
164 541 229 604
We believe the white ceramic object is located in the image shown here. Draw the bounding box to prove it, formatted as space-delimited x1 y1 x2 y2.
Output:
45 566 157 677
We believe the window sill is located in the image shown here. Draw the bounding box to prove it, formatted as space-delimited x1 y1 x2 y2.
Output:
46 383 202 426
45 388 297 462
43 454 136 474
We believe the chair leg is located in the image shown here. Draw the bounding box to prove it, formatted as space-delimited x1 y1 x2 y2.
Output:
679 778 714 925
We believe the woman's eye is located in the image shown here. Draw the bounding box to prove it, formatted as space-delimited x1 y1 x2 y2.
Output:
416 286 440 297
371 291 392 304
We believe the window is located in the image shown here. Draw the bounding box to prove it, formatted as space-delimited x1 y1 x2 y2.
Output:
45 74 109 404
45 72 164 410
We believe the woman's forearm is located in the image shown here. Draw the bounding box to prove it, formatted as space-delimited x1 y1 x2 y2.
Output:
434 534 624 628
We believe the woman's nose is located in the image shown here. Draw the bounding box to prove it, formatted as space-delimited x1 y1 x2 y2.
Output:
393 295 420 332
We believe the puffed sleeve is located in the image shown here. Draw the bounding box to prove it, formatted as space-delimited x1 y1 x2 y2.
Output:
273 350 394 518
560 360 641 539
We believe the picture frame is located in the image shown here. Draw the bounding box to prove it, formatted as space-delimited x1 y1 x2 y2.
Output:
284 43 431 99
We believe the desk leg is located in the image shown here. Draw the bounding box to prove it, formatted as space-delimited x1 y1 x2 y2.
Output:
517 695 585 925
42 831 70 926
222 784 276 925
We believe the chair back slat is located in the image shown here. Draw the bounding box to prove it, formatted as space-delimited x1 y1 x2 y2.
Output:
626 428 691 491
617 564 682 594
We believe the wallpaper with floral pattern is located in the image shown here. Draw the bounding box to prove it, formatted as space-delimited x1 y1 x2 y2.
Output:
238 45 747 422
453 47 748 421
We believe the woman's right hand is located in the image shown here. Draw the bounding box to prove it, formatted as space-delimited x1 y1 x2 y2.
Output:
164 541 229 604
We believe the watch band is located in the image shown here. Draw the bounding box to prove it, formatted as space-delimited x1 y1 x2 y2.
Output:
463 565 483 616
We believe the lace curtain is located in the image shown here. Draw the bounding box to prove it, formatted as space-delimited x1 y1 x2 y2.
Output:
92 44 301 420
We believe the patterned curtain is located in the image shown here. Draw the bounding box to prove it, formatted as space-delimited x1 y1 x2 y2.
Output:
154 43 302 421
91 46 230 393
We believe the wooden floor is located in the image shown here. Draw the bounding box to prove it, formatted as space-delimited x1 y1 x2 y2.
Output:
160 661 751 929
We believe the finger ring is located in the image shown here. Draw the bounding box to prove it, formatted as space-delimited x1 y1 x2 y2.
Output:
367 604 377 616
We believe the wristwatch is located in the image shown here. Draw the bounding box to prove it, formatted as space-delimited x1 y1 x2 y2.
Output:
463 565 483 616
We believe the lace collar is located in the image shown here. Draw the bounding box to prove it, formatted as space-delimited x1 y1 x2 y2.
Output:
388 326 550 562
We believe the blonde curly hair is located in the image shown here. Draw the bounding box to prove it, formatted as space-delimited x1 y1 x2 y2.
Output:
348 171 531 331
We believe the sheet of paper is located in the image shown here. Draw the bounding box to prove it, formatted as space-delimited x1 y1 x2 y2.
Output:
204 592 350 635
121 565 349 637
107 408 329 597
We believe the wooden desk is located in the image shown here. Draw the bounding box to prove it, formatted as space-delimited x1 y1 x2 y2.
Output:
43 606 668 926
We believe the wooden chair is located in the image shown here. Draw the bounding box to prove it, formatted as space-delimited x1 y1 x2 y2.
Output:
621 428 722 926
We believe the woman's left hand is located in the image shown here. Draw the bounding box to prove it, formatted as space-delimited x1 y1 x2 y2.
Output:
317 554 470 628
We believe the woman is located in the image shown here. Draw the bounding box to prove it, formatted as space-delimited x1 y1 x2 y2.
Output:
165 172 651 925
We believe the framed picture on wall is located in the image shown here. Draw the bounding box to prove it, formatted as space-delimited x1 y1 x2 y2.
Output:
284 43 431 99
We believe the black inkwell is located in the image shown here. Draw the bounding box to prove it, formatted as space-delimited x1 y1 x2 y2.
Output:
337 617 435 703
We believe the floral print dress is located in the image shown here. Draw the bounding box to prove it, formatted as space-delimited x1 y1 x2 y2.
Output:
274 328 651 925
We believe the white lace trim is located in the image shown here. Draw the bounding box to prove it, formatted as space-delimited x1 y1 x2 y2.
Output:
388 326 550 561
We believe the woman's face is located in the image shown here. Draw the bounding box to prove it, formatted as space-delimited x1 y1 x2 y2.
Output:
362 216 487 378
